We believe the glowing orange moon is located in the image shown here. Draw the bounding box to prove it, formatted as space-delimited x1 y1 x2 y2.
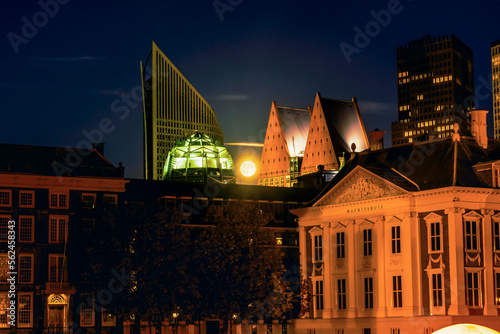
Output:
240 160 256 177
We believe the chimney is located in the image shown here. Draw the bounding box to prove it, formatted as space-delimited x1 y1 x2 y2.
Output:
368 129 385 150
470 109 488 149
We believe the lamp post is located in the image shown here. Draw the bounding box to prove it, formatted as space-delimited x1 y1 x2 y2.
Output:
172 313 179 334
152 313 162 334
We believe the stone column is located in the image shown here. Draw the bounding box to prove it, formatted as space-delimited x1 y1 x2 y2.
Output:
481 209 496 315
445 207 468 315
321 223 333 318
375 216 387 317
346 220 357 318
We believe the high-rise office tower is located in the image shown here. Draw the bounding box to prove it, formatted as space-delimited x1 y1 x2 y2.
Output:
492 40 500 139
391 34 474 146
140 42 224 180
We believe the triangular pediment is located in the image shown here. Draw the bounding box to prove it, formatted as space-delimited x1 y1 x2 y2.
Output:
386 216 402 225
315 166 408 206
463 211 482 219
423 212 443 221
308 226 323 235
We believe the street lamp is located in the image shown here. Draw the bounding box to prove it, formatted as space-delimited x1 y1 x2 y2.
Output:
172 313 179 334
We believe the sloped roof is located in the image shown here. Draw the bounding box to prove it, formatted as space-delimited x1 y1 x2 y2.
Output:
0 143 124 178
277 106 310 157
320 95 369 154
306 136 500 206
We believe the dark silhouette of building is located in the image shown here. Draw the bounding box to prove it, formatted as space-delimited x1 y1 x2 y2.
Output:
391 34 474 146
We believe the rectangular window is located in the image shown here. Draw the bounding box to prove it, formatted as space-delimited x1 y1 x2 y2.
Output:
494 221 500 252
50 193 67 208
0 216 10 242
390 329 400 334
49 216 67 243
49 255 66 283
103 194 117 207
363 229 372 256
314 235 323 262
315 280 324 310
465 220 478 251
430 221 441 252
496 273 500 305
392 276 402 308
0 294 8 327
19 190 34 208
364 277 373 309
19 216 34 243
467 272 480 306
337 279 346 310
82 193 96 209
391 226 401 254
336 232 345 259
19 254 33 284
0 255 8 282
432 273 443 307
0 190 11 207
101 309 116 326
80 294 95 326
18 293 32 327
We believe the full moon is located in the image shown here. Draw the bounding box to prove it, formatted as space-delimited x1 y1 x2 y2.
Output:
240 160 256 177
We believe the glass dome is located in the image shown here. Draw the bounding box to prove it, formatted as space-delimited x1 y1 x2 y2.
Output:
163 133 236 183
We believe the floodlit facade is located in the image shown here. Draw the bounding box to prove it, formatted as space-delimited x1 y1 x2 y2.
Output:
141 42 224 180
492 40 500 139
292 111 500 333
0 143 127 333
258 93 370 187
163 132 236 183
392 34 474 146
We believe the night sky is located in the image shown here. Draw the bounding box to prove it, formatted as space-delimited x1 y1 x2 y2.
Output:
1 0 498 179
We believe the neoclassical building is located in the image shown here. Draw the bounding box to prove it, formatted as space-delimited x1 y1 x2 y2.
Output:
292 113 500 333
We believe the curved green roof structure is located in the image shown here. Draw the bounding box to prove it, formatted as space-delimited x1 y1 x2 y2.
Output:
162 133 236 183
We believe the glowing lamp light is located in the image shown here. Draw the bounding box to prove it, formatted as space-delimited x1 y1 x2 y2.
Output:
240 160 256 177
433 324 500 334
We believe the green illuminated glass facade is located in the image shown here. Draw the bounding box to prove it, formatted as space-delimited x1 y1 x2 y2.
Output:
163 133 236 183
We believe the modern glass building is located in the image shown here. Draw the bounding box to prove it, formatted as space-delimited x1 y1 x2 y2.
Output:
391 34 474 146
141 42 224 180
163 133 236 183
492 40 500 139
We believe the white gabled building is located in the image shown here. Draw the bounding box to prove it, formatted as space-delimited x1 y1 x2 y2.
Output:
291 112 500 334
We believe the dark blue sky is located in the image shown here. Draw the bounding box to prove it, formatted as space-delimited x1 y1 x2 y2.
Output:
1 0 498 178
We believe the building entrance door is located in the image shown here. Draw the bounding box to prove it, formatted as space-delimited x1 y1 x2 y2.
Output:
48 305 65 328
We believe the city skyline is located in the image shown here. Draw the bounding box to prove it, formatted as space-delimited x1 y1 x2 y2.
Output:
1 0 498 179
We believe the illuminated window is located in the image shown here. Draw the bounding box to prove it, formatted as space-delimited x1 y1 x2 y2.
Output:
49 254 66 283
315 280 324 311
364 277 373 309
392 275 402 308
432 273 443 307
19 254 33 284
494 220 500 252
391 226 401 254
0 255 8 282
0 294 8 327
0 216 11 242
18 293 32 327
49 216 67 243
0 190 11 207
465 220 479 251
314 235 323 262
336 232 345 258
495 272 500 305
337 279 346 310
19 190 34 208
82 193 96 209
19 216 34 243
103 194 117 206
80 293 95 326
50 193 67 209
363 229 372 256
466 271 481 307
275 233 283 245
